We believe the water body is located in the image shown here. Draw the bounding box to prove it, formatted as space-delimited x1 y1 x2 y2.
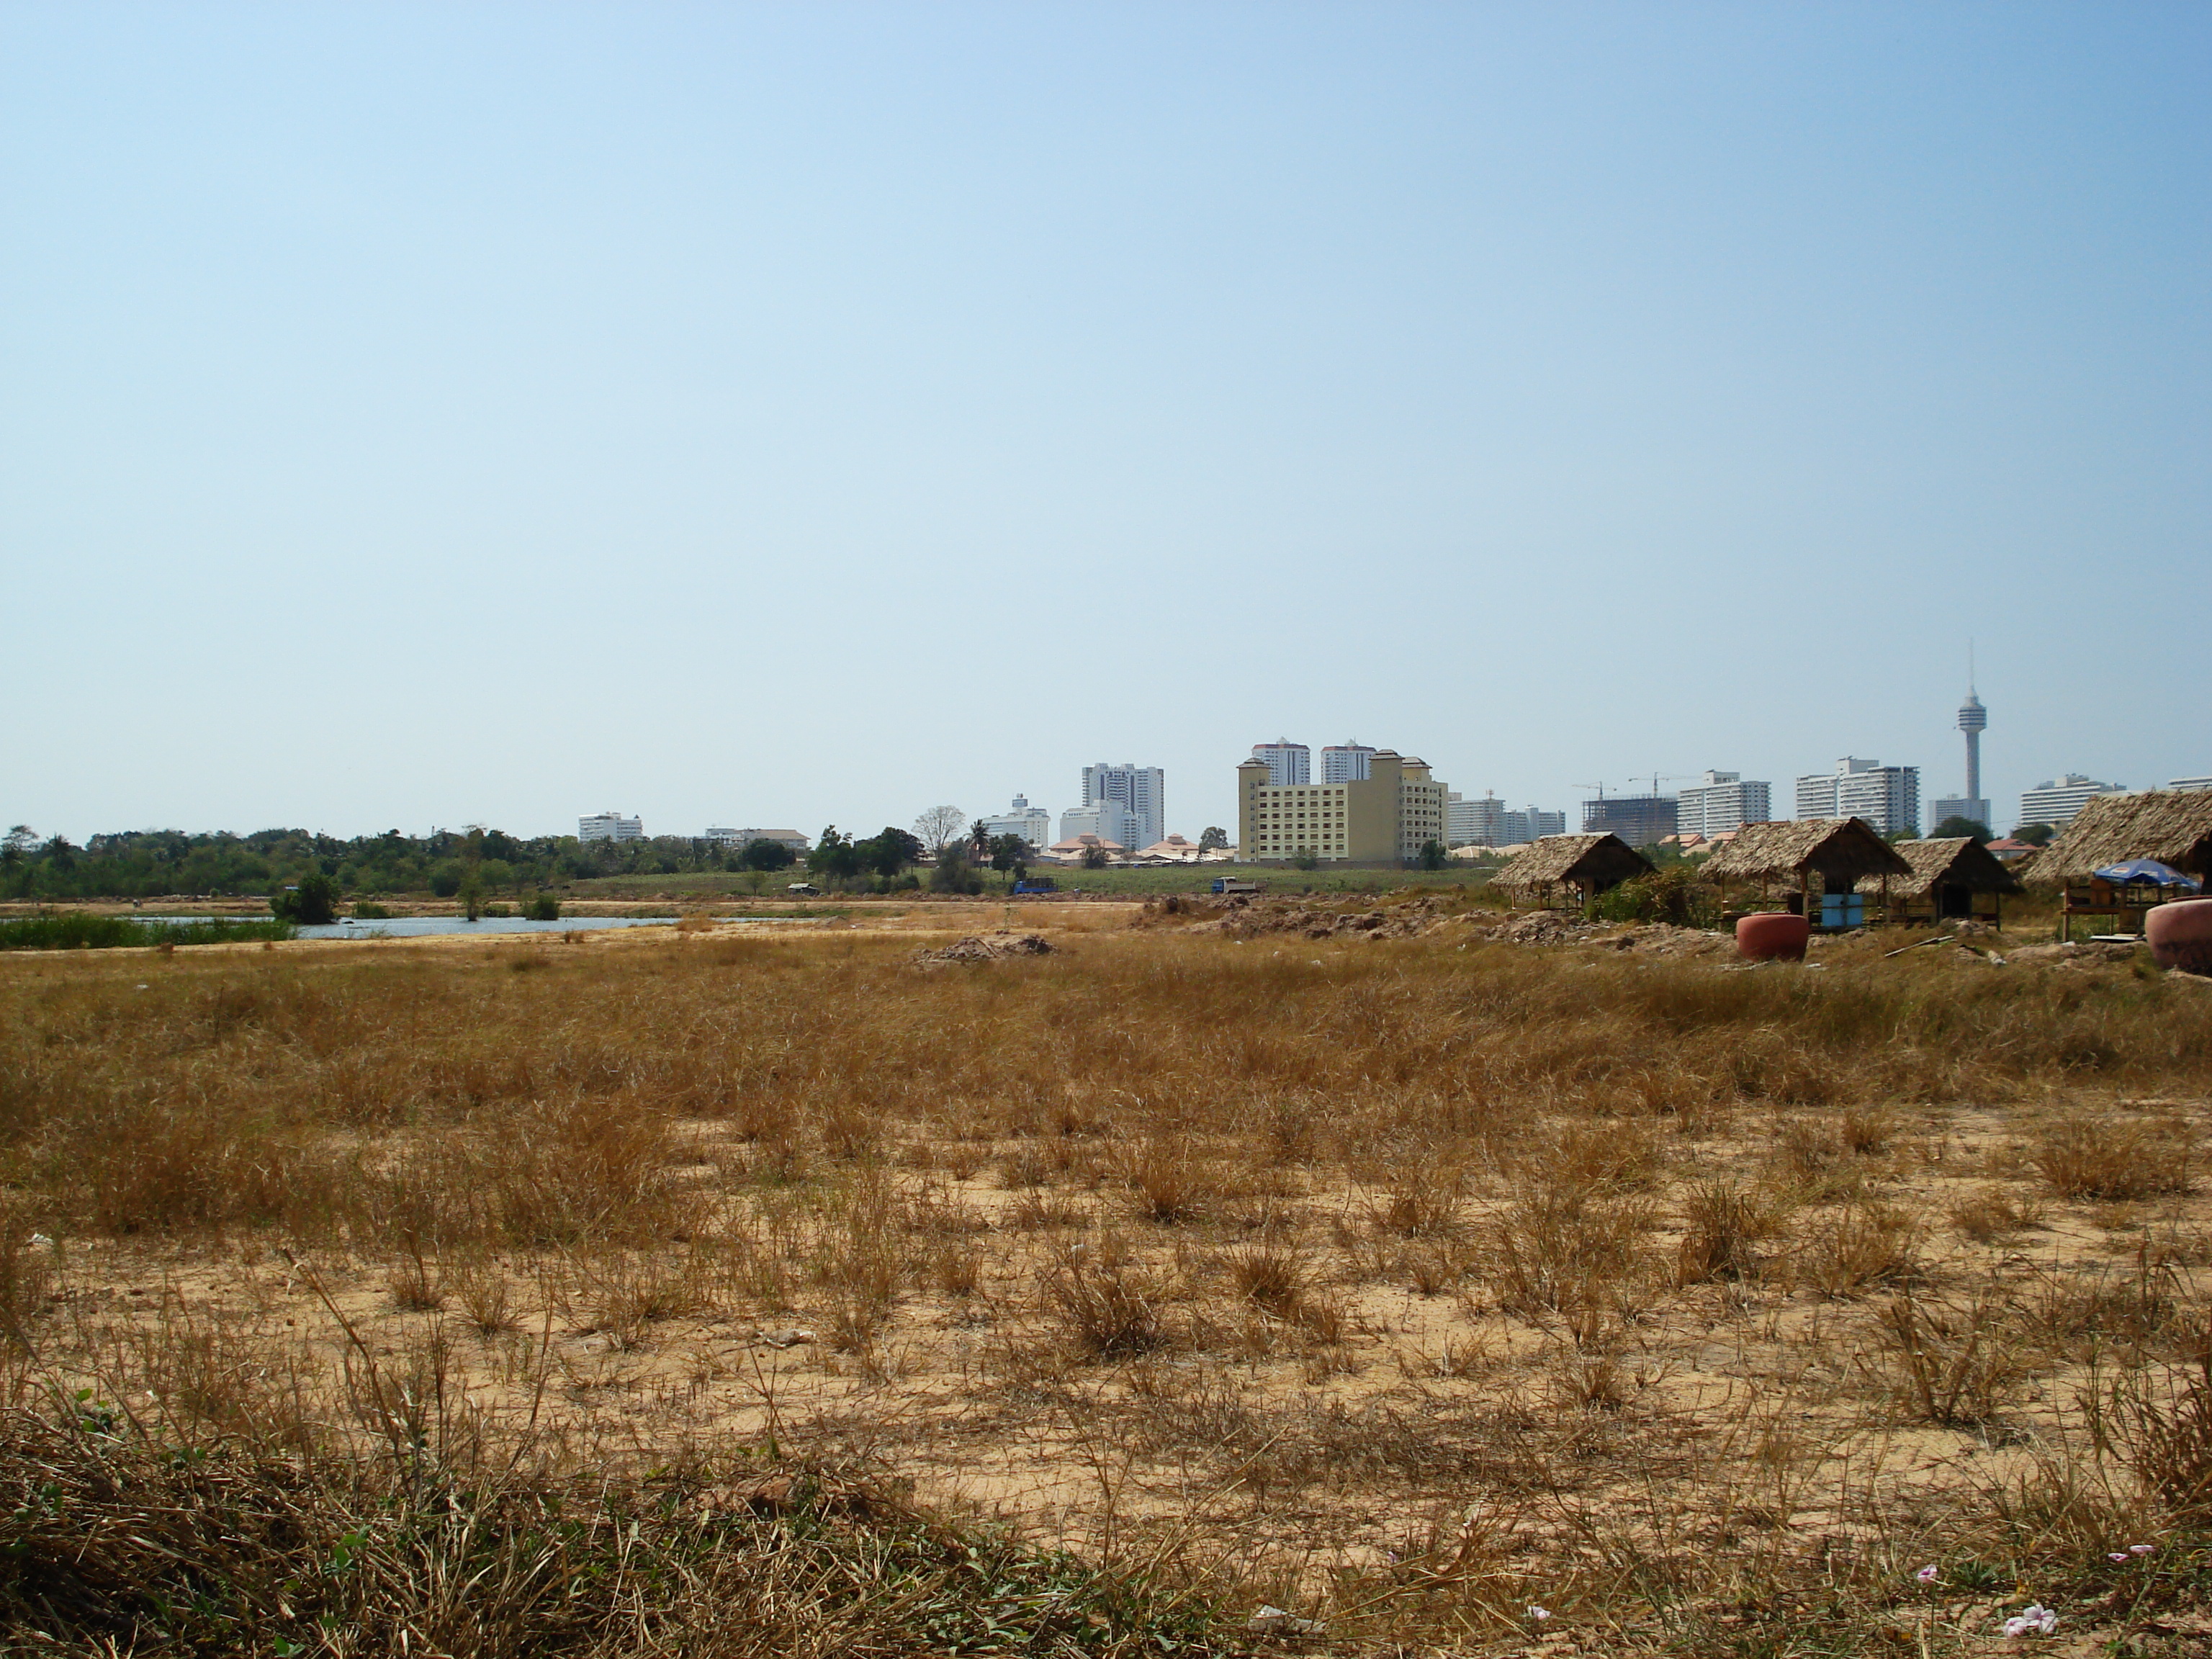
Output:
140 915 680 940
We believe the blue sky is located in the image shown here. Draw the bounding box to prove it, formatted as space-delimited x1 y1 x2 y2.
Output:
4 3 2206 842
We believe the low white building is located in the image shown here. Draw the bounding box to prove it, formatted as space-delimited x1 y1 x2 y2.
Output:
979 794 1053 848
578 811 644 843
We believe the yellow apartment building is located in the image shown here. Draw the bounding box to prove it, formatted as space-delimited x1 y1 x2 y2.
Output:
1236 750 1449 863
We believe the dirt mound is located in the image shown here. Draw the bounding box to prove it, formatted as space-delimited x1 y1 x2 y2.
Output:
914 933 1056 964
2005 939 2145 968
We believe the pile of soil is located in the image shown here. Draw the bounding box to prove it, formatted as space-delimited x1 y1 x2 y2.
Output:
914 933 1056 964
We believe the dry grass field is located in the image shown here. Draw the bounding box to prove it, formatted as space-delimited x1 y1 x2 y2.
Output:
3 899 2211 1655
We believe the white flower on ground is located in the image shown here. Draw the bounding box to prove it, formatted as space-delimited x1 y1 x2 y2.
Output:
2130 1544 2155 1555
1527 1606 1551 1622
1915 1565 1939 1583
2002 1605 2058 1637
2109 1552 2130 1563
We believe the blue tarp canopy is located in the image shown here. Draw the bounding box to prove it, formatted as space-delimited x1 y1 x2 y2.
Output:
2092 858 2202 889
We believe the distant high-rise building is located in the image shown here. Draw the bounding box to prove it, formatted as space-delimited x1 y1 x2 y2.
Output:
578 811 643 842
1796 759 1920 837
1582 793 1678 848
1059 800 1136 848
1447 793 1567 847
1082 763 1165 852
981 793 1053 848
1446 792 1505 848
1503 806 1566 844
2018 775 2126 828
2170 775 2212 793
1320 740 1377 784
1676 771 1772 838
1250 740 1310 787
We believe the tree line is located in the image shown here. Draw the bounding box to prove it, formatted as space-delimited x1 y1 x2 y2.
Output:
0 824 814 902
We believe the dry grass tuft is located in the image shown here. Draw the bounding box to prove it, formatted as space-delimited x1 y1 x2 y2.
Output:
1676 1179 1782 1285
2029 1115 2196 1200
1049 1238 1169 1357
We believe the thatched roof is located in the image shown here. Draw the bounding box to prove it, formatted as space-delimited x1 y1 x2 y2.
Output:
1493 833 1652 896
1855 837 2023 899
1700 818 1912 888
2026 791 2212 886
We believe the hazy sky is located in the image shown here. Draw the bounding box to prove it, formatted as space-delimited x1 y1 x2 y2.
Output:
6 3 2206 843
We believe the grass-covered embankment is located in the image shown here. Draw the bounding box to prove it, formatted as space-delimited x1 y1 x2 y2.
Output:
0 914 295 950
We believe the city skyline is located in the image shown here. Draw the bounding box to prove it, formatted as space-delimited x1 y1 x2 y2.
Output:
6 9 2205 843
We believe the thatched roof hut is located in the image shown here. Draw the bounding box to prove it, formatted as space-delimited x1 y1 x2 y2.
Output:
1493 833 1652 907
1700 818 1911 893
2026 791 2212 886
1855 837 2023 899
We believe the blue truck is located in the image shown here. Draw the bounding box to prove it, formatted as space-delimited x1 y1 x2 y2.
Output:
1013 878 1058 895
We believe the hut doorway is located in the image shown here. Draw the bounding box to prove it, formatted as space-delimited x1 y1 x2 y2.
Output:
1937 884 1972 920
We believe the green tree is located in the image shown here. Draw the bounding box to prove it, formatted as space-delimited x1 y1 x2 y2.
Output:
809 827 861 883
988 834 1030 885
1930 815 1992 843
930 838 983 894
270 871 339 925
1081 844 1111 871
741 837 795 871
856 827 925 878
457 869 487 921
2013 822 2056 848
1416 839 1448 871
1197 826 1229 851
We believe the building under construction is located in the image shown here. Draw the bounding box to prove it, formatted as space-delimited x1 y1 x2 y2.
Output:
1581 793 1678 849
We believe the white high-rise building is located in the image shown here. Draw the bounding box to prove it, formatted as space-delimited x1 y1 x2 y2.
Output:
578 811 644 842
1059 800 1136 848
1446 792 1506 848
1678 771 1772 838
1320 740 1377 784
2019 775 2126 828
1250 741 1310 787
1082 763 1164 852
980 794 1053 848
1795 759 1919 837
1503 806 1566 844
2168 775 2212 793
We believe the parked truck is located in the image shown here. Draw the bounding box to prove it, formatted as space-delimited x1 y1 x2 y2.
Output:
1210 878 1264 895
1012 878 1058 895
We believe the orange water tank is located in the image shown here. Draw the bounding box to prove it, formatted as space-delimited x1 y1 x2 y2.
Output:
2147 898 2212 976
1736 912 1810 962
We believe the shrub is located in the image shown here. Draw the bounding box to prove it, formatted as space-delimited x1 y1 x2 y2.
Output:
526 892 560 921
269 873 338 925
1593 865 1718 927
